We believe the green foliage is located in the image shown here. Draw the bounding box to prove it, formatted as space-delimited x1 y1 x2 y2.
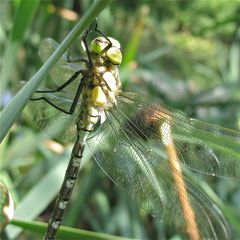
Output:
10 218 133 240
0 0 239 240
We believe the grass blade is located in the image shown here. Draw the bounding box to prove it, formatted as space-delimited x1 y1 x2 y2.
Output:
10 218 134 240
0 0 39 100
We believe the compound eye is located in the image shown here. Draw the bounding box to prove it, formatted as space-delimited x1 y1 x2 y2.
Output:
106 47 122 65
90 37 108 54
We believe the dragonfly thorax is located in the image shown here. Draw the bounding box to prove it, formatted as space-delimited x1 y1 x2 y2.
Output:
88 36 123 109
77 36 123 132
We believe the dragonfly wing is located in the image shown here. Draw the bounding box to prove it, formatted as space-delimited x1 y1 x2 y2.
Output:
39 38 85 93
117 92 240 179
26 89 80 142
24 38 86 142
87 96 231 239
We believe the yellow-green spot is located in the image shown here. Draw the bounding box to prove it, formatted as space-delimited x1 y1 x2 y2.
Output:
91 86 107 107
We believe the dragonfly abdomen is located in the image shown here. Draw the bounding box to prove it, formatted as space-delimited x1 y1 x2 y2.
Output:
44 138 86 239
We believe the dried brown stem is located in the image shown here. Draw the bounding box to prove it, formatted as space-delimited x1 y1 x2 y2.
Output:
160 119 200 240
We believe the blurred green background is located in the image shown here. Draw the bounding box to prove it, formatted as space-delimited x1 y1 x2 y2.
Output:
0 0 240 239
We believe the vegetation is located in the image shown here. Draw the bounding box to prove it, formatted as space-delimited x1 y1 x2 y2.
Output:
1 0 239 239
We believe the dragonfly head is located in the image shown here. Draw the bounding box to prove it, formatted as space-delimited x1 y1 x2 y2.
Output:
90 37 122 65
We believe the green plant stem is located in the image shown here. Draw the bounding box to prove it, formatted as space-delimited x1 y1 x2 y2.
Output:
10 218 133 240
0 0 112 143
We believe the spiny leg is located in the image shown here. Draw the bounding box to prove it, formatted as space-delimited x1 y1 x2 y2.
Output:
92 20 117 60
81 30 93 68
65 32 91 66
31 75 85 115
94 19 110 43
34 69 85 94
66 46 88 64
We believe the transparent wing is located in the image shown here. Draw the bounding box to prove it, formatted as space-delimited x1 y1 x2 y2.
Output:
25 90 79 142
25 38 87 141
116 92 240 179
39 38 85 93
87 91 239 239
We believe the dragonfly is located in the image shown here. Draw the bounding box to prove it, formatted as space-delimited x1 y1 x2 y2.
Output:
29 25 240 240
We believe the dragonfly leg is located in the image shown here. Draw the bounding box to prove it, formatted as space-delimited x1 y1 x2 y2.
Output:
34 69 85 94
92 21 114 61
30 97 72 114
31 75 85 115
68 76 85 114
81 30 93 67
66 46 88 64
66 56 88 64
94 20 110 42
